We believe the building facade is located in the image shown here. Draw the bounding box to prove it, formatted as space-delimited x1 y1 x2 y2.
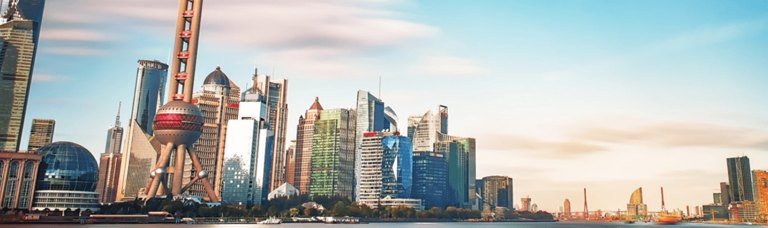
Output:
116 60 168 201
753 170 768 221
0 151 40 210
436 134 477 209
220 92 273 207
0 1 45 151
482 176 513 209
96 105 123 204
727 156 753 202
720 182 731 206
252 72 288 192
32 142 99 212
284 140 296 187
521 197 531 212
627 187 648 218
354 90 397 200
189 67 240 200
411 151 448 209
563 199 571 219
294 98 323 194
27 118 54 152
309 108 356 199
358 132 418 208
407 106 448 152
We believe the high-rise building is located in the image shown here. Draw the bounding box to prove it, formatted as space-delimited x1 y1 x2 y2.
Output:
627 187 648 218
752 170 768 220
727 156 753 202
0 151 40 210
358 132 419 208
714 193 722 205
411 151 448 209
436 133 477 209
294 97 323 194
251 71 288 192
720 182 731 206
563 199 572 219
482 176 513 209
116 60 167 201
189 67 240 199
284 140 296 186
0 0 45 152
26 118 54 152
407 105 448 152
96 104 123 204
354 90 397 200
220 91 273 207
521 196 531 212
309 108 356 199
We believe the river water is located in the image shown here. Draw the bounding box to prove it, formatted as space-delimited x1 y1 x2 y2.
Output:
0 222 752 227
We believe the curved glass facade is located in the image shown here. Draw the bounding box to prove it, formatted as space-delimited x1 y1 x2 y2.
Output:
381 135 412 198
132 60 168 134
35 142 98 192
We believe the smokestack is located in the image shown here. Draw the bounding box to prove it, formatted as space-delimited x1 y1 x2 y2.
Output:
661 187 666 212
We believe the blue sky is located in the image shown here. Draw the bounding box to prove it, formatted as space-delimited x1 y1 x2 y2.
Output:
22 0 768 212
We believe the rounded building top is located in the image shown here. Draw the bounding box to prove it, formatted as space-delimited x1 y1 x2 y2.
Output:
203 66 230 88
35 141 99 192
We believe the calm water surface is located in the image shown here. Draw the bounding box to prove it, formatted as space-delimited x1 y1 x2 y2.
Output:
0 222 755 228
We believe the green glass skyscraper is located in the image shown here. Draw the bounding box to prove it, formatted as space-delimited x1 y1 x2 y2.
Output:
309 108 356 199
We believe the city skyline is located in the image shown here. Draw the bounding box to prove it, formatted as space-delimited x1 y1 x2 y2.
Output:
17 0 768 212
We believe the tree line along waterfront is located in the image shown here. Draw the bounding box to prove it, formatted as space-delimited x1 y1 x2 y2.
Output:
90 195 554 222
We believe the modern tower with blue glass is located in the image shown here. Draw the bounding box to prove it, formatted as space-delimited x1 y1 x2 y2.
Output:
358 132 422 209
354 90 398 200
116 60 168 201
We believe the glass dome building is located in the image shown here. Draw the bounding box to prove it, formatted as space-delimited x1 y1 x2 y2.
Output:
32 141 100 212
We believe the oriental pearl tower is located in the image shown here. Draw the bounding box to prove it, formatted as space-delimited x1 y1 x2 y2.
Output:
141 0 219 201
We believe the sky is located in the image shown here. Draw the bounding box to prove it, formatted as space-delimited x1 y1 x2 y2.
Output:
19 0 768 213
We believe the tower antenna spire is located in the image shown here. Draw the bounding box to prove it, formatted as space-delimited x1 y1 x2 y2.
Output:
378 75 382 98
115 101 121 127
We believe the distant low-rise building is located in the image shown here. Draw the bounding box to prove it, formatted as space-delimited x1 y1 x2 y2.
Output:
0 151 41 210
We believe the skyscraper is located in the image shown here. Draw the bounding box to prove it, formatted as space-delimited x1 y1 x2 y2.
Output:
294 97 323 194
189 67 240 199
752 170 768 219
26 118 54 152
96 104 123 203
436 133 477 209
412 151 448 209
627 187 648 218
721 182 731 206
563 199 571 219
0 0 45 151
116 60 167 201
221 91 273 207
521 196 531 212
252 71 288 192
354 90 397 200
358 132 419 208
727 156 754 202
407 105 447 152
482 176 513 209
309 108 356 199
284 140 296 186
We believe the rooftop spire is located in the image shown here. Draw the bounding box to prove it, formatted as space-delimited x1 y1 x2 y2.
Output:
114 101 121 127
309 97 323 110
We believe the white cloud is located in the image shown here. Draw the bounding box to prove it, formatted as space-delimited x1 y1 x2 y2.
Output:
41 28 113 42
41 46 106 56
32 73 68 82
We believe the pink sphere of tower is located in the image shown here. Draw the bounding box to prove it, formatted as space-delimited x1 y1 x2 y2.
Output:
153 100 204 145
